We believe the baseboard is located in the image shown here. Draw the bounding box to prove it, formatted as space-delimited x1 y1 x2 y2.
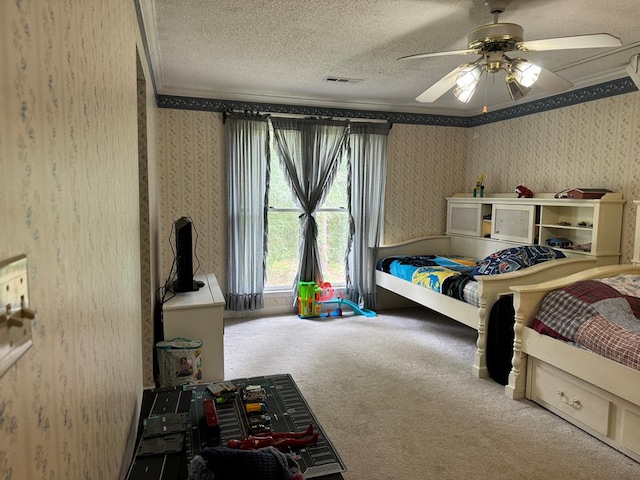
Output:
224 304 298 319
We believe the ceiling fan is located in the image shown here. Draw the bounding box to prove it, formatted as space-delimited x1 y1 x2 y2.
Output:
400 0 623 105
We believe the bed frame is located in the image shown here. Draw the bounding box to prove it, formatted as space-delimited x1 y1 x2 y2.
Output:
374 235 598 378
505 264 640 462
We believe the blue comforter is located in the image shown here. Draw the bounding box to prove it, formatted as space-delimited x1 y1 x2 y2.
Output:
376 255 477 296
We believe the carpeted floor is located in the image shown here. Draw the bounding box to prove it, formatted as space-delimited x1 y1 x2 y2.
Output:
223 307 640 480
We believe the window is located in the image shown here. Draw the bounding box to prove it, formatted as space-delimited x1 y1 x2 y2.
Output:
225 114 388 311
266 150 349 289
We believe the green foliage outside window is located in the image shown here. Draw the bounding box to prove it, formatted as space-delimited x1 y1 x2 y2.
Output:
266 155 349 288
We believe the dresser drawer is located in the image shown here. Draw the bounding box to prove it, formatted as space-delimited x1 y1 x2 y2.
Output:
622 408 640 457
529 360 611 436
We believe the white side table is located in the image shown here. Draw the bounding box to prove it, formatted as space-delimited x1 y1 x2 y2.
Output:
162 273 225 382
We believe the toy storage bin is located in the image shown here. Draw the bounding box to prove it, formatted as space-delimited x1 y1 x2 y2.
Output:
156 337 203 387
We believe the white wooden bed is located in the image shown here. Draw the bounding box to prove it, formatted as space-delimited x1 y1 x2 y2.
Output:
505 264 640 462
374 235 598 378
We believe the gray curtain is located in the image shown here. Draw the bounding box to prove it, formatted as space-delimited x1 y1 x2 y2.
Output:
225 114 270 310
345 122 390 310
271 118 349 289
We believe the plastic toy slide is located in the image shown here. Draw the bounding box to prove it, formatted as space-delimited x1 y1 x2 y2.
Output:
297 280 376 318
316 298 377 317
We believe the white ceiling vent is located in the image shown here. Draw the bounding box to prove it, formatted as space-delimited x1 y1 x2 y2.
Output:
324 76 364 84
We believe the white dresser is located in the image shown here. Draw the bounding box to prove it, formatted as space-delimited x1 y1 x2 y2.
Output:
162 273 225 382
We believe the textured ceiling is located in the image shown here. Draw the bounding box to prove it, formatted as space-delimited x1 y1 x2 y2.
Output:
138 0 640 116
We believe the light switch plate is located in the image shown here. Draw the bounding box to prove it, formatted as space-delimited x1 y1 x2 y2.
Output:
0 254 33 378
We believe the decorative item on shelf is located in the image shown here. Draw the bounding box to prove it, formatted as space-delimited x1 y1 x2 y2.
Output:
573 242 592 251
566 188 611 199
515 184 534 198
546 237 573 249
473 174 485 197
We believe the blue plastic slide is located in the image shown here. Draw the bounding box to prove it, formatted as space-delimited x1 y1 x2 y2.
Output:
316 298 377 317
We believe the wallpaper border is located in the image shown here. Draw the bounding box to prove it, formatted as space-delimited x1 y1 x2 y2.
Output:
157 77 638 127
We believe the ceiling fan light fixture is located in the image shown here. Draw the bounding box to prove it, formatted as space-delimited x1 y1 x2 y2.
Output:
510 59 541 87
455 64 483 90
453 84 477 103
505 73 531 101
402 0 621 107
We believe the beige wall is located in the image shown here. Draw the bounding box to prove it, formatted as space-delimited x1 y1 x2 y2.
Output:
157 109 227 291
467 91 640 264
1 1 144 478
384 124 469 244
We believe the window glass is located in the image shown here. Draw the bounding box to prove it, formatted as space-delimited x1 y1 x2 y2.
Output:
266 152 348 288
268 154 298 209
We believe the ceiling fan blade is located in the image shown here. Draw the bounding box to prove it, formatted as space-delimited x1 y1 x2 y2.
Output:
415 66 464 103
517 33 622 52
398 49 480 61
535 66 573 94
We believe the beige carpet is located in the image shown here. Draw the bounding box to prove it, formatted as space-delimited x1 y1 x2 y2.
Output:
223 307 640 480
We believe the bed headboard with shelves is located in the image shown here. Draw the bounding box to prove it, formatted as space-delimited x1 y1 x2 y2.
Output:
446 193 625 267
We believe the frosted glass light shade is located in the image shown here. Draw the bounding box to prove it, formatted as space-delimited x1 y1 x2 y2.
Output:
454 64 483 103
510 60 541 87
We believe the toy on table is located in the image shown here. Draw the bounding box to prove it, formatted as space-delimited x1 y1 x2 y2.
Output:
207 381 237 404
473 174 485 197
226 423 318 450
297 281 376 318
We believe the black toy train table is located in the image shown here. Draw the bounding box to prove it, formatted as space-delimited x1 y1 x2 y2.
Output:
125 374 346 480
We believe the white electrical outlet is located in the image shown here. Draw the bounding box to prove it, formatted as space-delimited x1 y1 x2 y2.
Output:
0 254 33 378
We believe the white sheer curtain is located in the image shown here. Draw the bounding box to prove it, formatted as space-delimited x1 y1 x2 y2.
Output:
271 117 349 289
346 122 390 309
225 114 270 310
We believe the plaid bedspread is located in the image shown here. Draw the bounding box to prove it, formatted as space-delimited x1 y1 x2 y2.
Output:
531 274 640 371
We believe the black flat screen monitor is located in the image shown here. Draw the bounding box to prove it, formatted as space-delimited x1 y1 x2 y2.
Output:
173 217 200 292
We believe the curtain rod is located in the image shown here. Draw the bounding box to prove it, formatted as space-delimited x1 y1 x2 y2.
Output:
268 112 388 124
224 109 388 124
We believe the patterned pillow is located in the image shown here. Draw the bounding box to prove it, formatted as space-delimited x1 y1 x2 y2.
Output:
470 246 566 279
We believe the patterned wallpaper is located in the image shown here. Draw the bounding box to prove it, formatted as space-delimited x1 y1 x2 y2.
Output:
384 124 469 244
158 110 227 293
467 91 640 264
0 1 142 479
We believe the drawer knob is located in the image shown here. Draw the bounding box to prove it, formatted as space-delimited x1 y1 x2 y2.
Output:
557 389 581 408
